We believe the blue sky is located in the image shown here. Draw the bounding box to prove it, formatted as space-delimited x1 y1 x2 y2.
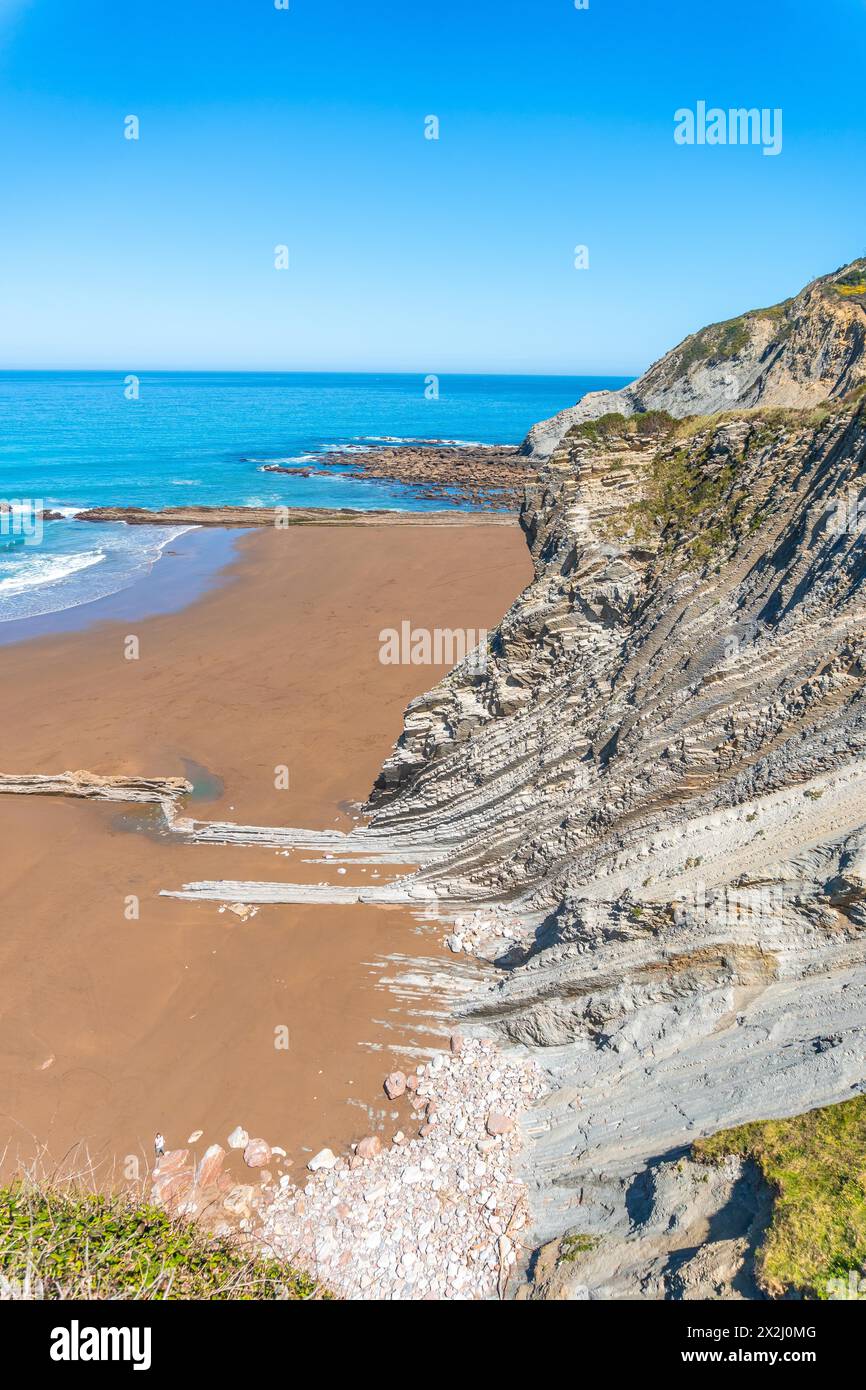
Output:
0 0 863 373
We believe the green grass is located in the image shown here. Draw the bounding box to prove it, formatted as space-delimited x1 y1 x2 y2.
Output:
693 1096 866 1299
671 301 797 379
0 1181 328 1300
675 316 752 375
830 265 866 298
558 1233 600 1263
582 396 865 563
615 445 742 556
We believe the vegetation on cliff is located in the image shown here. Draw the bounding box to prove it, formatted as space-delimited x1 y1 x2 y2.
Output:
587 399 862 562
572 409 676 445
693 1096 866 1299
0 1179 328 1300
674 316 754 375
826 259 866 299
522 256 866 460
582 409 749 559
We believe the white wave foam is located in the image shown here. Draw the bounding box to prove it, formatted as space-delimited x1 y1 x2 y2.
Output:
320 443 373 454
0 548 105 597
353 436 499 448
0 501 42 515
0 524 194 622
245 454 318 465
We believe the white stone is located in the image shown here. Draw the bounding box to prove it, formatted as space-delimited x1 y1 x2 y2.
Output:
307 1148 337 1172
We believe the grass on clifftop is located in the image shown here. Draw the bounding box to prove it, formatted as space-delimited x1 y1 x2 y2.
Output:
0 1180 328 1300
671 301 793 378
693 1096 866 1299
829 263 866 298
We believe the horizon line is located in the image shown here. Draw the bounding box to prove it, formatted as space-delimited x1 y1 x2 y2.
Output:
0 366 639 380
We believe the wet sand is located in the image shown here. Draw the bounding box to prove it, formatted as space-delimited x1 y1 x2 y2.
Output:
0 523 530 1182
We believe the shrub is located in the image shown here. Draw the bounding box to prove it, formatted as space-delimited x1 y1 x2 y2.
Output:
0 1180 328 1301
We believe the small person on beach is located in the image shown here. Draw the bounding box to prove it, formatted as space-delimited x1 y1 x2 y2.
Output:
154 1132 165 1158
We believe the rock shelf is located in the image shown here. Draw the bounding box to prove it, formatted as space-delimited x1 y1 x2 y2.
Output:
64 505 516 528
315 443 538 509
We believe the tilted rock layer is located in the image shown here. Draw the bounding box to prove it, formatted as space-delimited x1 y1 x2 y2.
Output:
366 259 866 1294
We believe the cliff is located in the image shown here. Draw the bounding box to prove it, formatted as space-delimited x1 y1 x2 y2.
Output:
365 259 866 1296
520 257 866 459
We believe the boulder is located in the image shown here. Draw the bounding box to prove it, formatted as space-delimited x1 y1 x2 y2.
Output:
307 1147 337 1172
356 1135 382 1159
384 1070 407 1099
244 1138 272 1168
152 1171 194 1211
153 1148 190 1177
222 1184 258 1219
226 902 255 920
196 1144 226 1188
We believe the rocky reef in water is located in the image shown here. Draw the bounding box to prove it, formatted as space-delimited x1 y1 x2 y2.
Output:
317 443 536 508
364 258 866 1297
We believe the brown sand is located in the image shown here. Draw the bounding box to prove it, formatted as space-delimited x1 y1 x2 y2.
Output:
0 524 530 1183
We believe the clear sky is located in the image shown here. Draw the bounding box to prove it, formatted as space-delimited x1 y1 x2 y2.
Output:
0 0 863 374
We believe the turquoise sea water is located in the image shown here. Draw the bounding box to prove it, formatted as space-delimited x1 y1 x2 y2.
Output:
0 371 628 623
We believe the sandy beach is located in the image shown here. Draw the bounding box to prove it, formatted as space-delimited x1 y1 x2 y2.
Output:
0 521 531 1184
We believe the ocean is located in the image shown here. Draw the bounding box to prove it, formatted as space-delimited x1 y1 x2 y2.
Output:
0 371 628 624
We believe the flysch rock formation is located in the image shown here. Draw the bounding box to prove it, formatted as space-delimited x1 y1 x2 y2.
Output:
0 770 192 803
520 257 866 459
362 257 866 1296
0 773 443 866
13 261 866 1300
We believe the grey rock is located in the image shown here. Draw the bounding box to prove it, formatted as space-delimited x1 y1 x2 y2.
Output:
519 258 866 459
363 258 866 1293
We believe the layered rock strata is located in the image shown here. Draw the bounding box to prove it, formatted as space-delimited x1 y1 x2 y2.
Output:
360 267 866 1292
0 770 192 803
